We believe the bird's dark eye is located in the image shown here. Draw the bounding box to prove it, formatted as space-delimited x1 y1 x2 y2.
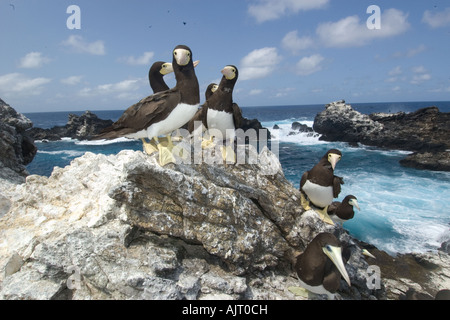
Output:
174 51 177 55
326 245 332 252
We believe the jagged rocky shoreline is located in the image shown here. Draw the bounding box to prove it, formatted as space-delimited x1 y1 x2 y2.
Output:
27 111 114 142
0 98 37 184
313 100 450 171
1 99 449 300
26 110 269 142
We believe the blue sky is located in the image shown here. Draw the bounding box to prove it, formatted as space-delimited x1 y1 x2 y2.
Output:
1 0 449 113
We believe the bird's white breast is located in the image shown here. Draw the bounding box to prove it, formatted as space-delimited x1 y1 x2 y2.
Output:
302 180 333 208
207 109 235 139
298 279 336 300
127 103 199 140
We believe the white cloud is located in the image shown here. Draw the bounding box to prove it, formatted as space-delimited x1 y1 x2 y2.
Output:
248 0 329 23
429 86 450 93
392 44 427 59
275 87 296 97
317 8 410 48
61 75 83 85
295 54 324 76
0 73 51 96
406 44 426 58
79 78 144 99
62 35 106 55
119 52 155 66
249 89 263 96
388 66 402 76
19 52 51 69
412 66 427 74
281 31 314 55
423 7 450 28
410 66 431 85
240 47 282 81
386 66 403 83
411 74 431 85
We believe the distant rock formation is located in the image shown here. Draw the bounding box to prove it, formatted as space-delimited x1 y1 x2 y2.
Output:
288 121 317 138
239 117 271 140
27 111 114 141
314 100 450 171
0 99 37 183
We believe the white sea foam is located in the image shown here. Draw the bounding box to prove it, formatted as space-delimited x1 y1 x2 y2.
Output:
38 150 86 158
76 137 134 145
340 164 450 255
263 120 326 146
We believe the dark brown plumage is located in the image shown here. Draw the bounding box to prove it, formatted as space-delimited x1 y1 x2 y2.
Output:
148 61 173 94
205 83 218 101
188 66 243 135
94 45 200 141
187 83 217 133
201 66 242 132
300 149 344 208
328 195 359 223
294 233 351 299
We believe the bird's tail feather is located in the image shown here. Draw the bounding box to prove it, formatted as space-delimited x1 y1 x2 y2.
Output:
91 127 135 140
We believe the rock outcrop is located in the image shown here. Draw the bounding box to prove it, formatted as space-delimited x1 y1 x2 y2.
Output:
0 99 37 183
314 100 450 171
356 241 450 300
239 118 271 140
27 111 114 141
399 151 450 172
0 146 392 300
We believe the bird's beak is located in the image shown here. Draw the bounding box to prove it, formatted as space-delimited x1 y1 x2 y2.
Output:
329 154 341 170
350 199 360 211
174 48 191 66
193 60 200 68
362 249 376 259
323 246 351 287
221 66 235 80
161 63 174 75
211 84 219 93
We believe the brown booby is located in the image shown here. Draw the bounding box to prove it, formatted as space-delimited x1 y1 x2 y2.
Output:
195 65 243 162
205 83 219 101
404 288 450 300
435 289 450 300
149 60 199 94
327 195 360 225
148 61 174 94
94 45 200 166
187 83 219 134
300 149 344 225
290 232 351 300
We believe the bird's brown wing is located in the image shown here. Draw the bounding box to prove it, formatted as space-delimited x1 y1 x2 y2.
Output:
187 103 207 133
327 201 339 215
94 90 180 140
299 171 309 191
232 103 243 129
332 176 344 198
